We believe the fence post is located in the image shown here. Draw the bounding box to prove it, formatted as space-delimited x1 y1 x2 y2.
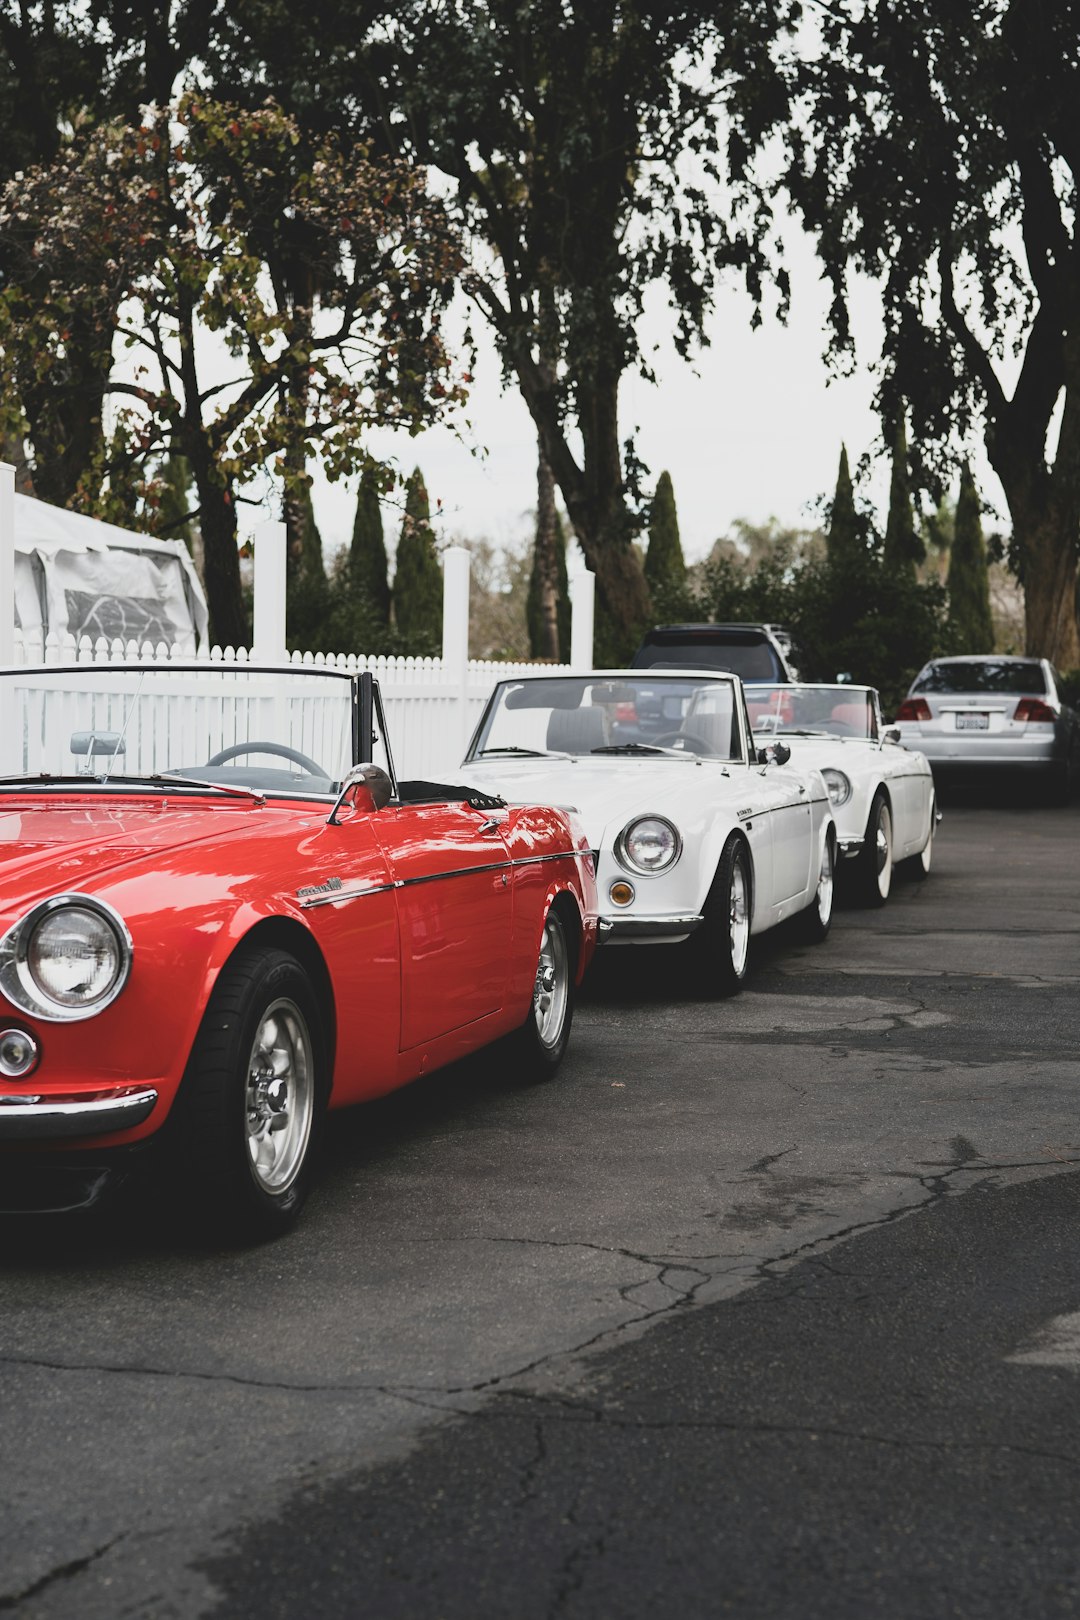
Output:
252 521 287 663
0 462 14 668
570 569 595 671
442 545 471 766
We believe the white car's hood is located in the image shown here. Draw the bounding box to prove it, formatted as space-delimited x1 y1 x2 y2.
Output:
459 754 745 845
764 735 879 770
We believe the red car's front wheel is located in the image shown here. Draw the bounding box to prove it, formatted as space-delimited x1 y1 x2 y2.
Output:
172 946 326 1239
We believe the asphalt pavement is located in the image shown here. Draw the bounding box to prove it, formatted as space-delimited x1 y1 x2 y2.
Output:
1 793 1078 1618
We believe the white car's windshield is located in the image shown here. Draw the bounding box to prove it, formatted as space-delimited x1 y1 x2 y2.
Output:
0 663 358 797
745 684 878 740
471 675 745 761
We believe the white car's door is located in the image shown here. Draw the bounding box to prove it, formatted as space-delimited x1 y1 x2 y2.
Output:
752 760 814 907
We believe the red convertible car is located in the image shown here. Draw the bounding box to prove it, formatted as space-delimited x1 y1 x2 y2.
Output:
0 662 597 1235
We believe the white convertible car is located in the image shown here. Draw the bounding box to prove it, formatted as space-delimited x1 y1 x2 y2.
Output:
744 682 937 905
458 671 836 995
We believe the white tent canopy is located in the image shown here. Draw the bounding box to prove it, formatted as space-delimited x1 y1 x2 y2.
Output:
9 489 208 655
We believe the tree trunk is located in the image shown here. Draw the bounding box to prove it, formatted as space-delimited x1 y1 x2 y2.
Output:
190 453 247 650
515 339 652 665
992 378 1080 669
534 442 562 660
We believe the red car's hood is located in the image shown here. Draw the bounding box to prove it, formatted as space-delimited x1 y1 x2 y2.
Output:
0 794 310 910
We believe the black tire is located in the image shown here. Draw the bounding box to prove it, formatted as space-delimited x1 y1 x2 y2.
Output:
691 833 752 997
795 830 835 943
168 946 326 1239
510 905 576 1080
899 793 936 879
856 790 893 907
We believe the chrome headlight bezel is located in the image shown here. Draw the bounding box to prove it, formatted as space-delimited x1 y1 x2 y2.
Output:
0 894 133 1023
821 768 853 808
614 815 682 876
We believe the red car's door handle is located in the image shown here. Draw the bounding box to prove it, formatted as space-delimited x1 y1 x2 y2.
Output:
477 817 502 835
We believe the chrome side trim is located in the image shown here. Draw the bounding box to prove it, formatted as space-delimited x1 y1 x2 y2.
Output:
298 882 396 910
297 850 584 908
0 1087 158 1140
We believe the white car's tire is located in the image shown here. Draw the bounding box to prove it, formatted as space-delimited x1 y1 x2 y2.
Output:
857 791 893 907
796 831 835 943
899 795 936 880
692 834 752 997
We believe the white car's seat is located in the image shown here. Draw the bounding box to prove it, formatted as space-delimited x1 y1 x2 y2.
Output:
546 706 610 753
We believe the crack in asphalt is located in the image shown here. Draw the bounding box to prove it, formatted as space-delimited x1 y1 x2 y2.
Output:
0 1535 124 1612
4 1160 1077 1413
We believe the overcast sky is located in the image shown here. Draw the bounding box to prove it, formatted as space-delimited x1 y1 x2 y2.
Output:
285 221 1006 572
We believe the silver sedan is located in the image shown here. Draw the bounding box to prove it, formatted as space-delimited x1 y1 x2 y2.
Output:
894 656 1080 801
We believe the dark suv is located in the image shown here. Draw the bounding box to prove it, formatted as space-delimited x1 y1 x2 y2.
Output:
630 623 797 683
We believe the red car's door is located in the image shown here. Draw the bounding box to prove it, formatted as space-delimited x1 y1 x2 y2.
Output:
372 801 513 1049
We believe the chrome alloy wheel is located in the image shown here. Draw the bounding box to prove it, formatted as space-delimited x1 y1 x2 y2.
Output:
875 803 894 899
533 916 570 1050
816 836 835 925
729 855 750 977
244 997 315 1195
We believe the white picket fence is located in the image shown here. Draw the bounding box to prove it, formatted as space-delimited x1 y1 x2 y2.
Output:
7 631 571 781
1 469 596 781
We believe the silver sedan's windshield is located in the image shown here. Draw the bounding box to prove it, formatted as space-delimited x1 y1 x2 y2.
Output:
472 675 744 760
745 684 878 740
0 664 357 796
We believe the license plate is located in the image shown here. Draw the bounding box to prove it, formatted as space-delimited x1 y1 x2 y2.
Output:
956 712 989 730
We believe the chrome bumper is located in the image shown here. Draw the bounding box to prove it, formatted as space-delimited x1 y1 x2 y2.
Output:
599 913 704 942
0 1088 158 1140
837 837 864 859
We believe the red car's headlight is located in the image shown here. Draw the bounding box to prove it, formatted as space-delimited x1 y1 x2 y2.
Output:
0 894 132 1022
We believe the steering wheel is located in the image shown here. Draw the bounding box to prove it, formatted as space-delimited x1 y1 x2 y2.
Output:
652 730 715 756
205 741 328 777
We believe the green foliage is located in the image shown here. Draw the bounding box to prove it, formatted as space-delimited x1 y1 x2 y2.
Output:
154 455 197 552
882 422 924 581
659 523 948 714
947 465 995 654
782 0 1080 662
644 472 686 591
0 96 466 644
349 465 391 630
825 446 866 570
393 467 442 655
393 0 793 651
527 509 570 662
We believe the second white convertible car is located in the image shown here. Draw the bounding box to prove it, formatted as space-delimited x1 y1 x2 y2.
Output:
744 682 937 905
458 671 836 996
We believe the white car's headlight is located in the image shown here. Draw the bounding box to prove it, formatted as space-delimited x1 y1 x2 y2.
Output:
0 895 132 1021
615 816 682 875
821 768 852 807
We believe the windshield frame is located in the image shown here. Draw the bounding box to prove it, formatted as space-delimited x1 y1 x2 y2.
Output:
744 682 883 741
465 671 753 767
0 662 393 804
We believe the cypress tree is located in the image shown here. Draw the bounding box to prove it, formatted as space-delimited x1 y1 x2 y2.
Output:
826 445 862 569
393 466 442 654
349 464 391 627
285 482 330 650
948 463 994 653
882 421 925 580
644 470 686 589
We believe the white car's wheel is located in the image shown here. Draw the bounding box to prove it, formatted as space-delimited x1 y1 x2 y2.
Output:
857 791 893 907
692 834 752 997
797 831 835 943
900 795 936 880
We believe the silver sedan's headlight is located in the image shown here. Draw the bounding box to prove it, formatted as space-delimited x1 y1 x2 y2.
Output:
0 895 132 1022
615 816 682 875
821 768 852 807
